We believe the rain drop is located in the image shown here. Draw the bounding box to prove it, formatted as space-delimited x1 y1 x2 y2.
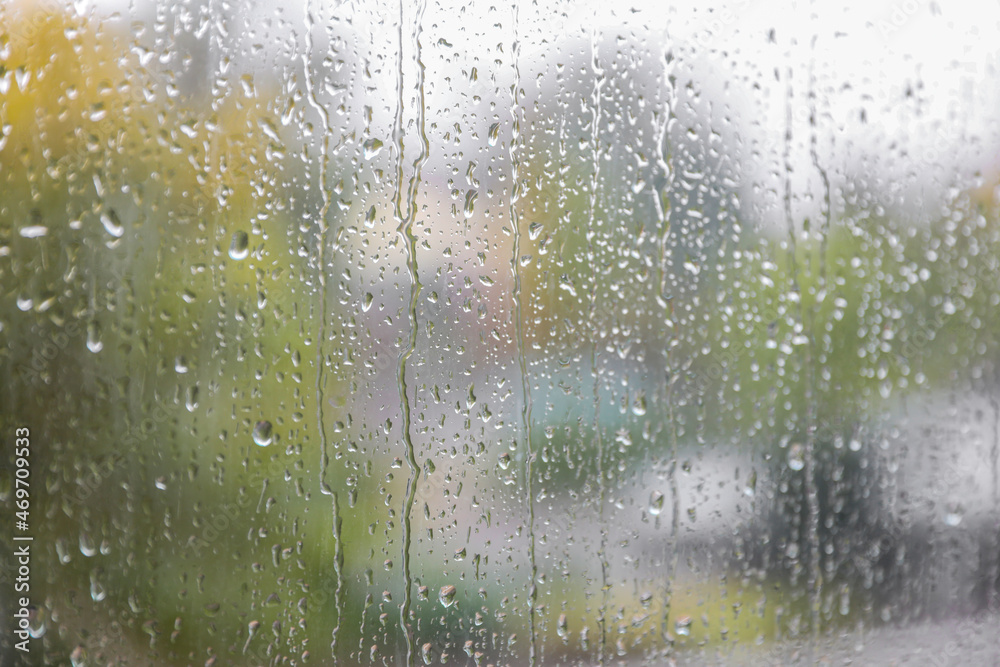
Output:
20 225 48 238
229 231 249 260
464 190 478 219
439 585 457 608
79 531 97 557
556 614 569 641
363 138 383 159
252 420 273 447
185 385 199 412
90 569 107 602
86 320 103 353
100 209 124 238
787 443 805 471
944 503 964 526
648 490 664 516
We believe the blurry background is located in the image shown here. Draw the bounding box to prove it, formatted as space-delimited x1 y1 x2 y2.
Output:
1 0 999 664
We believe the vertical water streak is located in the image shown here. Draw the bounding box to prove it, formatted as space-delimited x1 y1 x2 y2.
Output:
783 55 822 642
304 0 332 497
394 0 429 663
806 20 830 637
991 385 999 612
653 65 681 650
807 36 832 284
587 25 608 666
507 4 537 663
302 2 344 660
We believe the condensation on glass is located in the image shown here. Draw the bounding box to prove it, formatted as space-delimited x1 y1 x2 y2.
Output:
1 0 999 664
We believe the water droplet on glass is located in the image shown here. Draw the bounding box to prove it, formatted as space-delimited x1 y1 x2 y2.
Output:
879 380 892 399
229 231 249 260
79 531 97 557
648 490 664 516
487 122 500 147
944 503 964 526
100 209 124 238
86 320 103 353
56 538 71 564
185 385 199 412
674 615 692 637
252 420 273 447
464 190 478 219
90 569 107 602
20 225 48 238
28 608 46 638
439 584 457 608
244 620 260 654
363 138 383 159
556 614 569 640
787 443 805 471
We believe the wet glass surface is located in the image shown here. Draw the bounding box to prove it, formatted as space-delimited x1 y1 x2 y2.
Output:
2 0 999 664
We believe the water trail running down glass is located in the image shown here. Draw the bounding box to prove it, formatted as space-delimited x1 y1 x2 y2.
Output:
393 0 429 663
303 1 345 659
782 38 821 649
587 23 609 666
507 4 538 663
653 36 681 654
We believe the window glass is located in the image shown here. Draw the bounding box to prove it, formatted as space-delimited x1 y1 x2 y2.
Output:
2 0 999 664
